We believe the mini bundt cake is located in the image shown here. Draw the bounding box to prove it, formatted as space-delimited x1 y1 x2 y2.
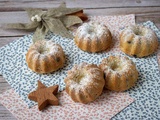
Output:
120 25 158 57
74 22 112 53
99 56 138 92
64 63 105 104
26 40 65 74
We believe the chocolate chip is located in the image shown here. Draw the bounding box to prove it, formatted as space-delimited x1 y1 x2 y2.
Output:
133 55 137 58
127 41 131 44
56 57 60 62
104 73 106 79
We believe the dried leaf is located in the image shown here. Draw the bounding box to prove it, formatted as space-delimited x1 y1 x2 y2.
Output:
25 8 44 19
45 18 73 38
60 16 82 28
7 22 39 31
47 4 82 17
32 24 48 43
57 3 82 15
42 20 49 32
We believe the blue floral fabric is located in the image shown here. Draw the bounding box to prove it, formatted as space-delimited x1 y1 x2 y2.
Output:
112 21 160 120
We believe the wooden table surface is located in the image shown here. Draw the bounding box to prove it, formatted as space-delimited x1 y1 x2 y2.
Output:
0 0 160 119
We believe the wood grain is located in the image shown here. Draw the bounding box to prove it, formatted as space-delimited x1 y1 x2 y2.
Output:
0 0 160 11
0 0 160 120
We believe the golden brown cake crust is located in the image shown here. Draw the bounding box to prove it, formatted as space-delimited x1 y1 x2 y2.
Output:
74 22 112 53
64 62 105 104
120 25 159 57
99 55 138 92
26 40 65 74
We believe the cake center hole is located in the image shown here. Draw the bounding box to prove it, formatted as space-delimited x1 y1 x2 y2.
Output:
75 74 85 83
110 62 122 71
135 31 142 36
88 26 95 34
134 28 144 36
88 29 94 34
38 46 50 54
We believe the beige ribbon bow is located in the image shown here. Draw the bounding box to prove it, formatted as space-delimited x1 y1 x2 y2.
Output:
7 4 87 42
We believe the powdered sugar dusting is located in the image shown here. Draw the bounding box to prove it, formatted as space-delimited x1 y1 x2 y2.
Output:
122 25 158 42
119 56 133 72
69 70 93 89
66 63 103 91
102 56 134 75
43 40 61 55
31 40 62 57
76 21 109 40
69 74 93 92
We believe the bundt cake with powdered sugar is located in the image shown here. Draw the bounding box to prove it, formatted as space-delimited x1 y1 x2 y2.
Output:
64 63 105 104
120 25 158 57
99 56 138 92
74 22 112 53
26 40 65 74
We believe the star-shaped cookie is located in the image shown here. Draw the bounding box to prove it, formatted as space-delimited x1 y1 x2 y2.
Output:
28 80 59 111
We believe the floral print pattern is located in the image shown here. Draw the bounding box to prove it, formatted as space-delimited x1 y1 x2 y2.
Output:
0 89 134 120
